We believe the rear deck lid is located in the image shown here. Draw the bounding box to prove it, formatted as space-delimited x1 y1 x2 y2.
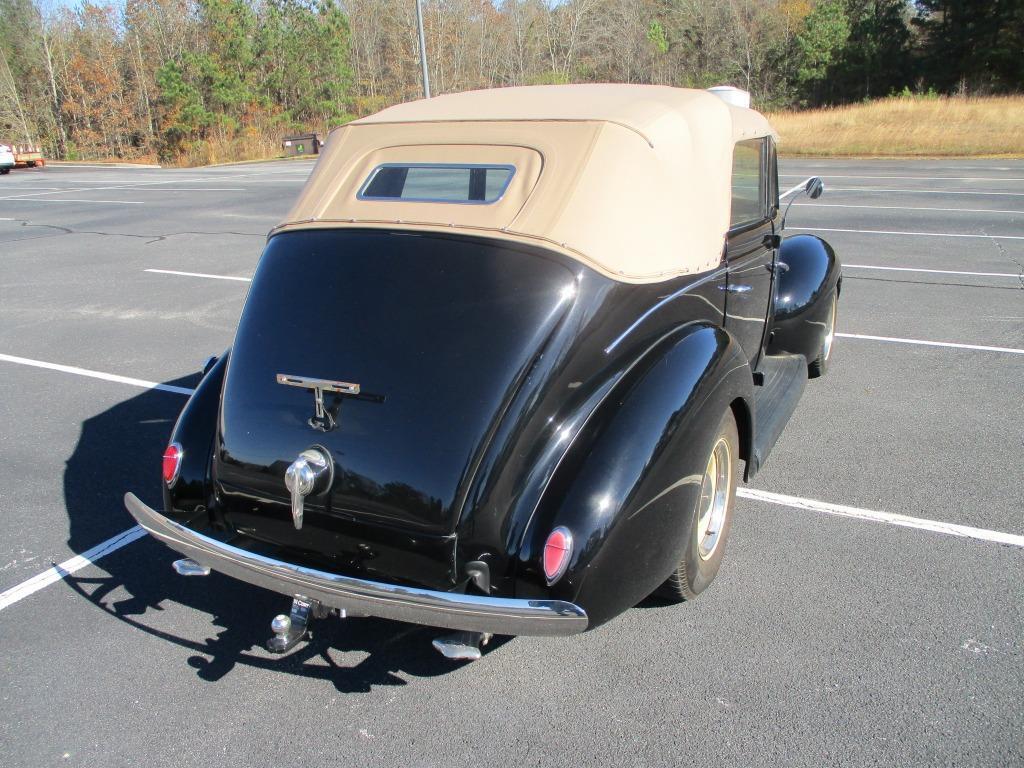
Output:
216 229 575 539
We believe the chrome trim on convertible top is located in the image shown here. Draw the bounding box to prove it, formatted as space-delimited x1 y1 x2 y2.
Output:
124 493 588 637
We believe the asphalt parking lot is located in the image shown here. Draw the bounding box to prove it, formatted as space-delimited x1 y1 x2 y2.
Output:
1 157 1021 767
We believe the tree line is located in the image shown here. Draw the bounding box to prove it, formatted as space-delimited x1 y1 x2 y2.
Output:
0 0 1021 164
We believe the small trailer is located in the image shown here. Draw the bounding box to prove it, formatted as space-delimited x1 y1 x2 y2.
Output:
12 143 45 167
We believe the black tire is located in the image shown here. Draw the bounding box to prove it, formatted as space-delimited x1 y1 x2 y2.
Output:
655 409 739 603
808 291 838 378
0 168 10 175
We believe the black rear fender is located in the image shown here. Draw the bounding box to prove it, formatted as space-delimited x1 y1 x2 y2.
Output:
515 323 753 628
163 352 228 521
768 234 841 360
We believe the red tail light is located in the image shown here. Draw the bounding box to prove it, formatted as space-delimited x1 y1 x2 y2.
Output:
162 442 183 486
542 527 573 584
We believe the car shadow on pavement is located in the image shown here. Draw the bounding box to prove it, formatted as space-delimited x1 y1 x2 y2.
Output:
61 374 502 692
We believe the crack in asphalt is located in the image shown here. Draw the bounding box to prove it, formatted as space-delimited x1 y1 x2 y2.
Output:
980 227 1024 289
2 218 266 244
1008 255 1024 290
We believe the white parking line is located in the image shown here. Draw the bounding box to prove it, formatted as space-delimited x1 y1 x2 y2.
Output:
836 333 1024 355
0 360 192 612
72 187 246 192
202 178 307 182
738 488 1024 549
6 176 306 188
0 170 307 200
828 187 1024 197
0 354 196 394
781 174 1024 182
145 268 252 282
0 198 144 205
0 188 124 199
0 186 244 193
11 178 189 185
791 226 1024 240
0 527 147 611
844 264 1022 278
794 203 1022 215
140 187 247 192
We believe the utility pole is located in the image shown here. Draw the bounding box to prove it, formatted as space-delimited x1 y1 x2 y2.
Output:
415 0 431 98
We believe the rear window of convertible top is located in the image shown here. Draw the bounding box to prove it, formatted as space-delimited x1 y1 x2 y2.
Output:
358 163 515 204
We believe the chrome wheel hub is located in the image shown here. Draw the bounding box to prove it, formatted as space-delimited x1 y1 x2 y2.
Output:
696 437 732 561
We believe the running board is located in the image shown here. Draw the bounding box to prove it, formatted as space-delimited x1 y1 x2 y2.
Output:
748 353 807 479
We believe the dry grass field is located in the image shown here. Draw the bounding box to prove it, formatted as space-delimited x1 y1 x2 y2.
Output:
769 95 1024 158
100 94 1024 166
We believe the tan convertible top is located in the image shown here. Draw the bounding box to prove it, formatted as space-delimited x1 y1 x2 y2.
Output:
275 84 776 282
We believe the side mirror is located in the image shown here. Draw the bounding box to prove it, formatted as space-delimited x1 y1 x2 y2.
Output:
780 176 825 229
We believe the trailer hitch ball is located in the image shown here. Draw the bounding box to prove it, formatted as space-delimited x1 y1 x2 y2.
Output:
268 597 317 654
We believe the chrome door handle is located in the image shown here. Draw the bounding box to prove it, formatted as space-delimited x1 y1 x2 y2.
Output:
719 284 753 294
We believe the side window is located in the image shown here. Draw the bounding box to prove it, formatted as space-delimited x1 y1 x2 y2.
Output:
729 138 766 228
767 137 779 214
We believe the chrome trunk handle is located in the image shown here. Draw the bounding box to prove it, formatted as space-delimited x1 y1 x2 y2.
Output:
283 448 332 530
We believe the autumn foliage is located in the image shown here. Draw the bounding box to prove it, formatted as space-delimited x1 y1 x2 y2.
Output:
0 0 1021 165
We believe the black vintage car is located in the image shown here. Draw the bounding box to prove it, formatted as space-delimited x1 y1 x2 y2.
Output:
125 85 840 660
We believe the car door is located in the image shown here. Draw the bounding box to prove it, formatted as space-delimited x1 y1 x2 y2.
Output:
724 137 775 368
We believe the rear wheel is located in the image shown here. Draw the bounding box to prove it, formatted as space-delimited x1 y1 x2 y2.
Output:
656 410 739 603
0 168 9 175
808 291 837 378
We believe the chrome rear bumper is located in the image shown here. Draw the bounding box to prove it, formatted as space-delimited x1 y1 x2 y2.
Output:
124 493 588 636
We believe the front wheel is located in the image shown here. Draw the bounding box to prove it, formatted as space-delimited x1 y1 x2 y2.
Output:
0 168 10 175
656 410 739 603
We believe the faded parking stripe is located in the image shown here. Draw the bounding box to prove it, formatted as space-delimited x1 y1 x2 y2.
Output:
738 488 1024 549
0 527 147 611
835 333 1024 355
144 268 252 282
0 353 196 395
